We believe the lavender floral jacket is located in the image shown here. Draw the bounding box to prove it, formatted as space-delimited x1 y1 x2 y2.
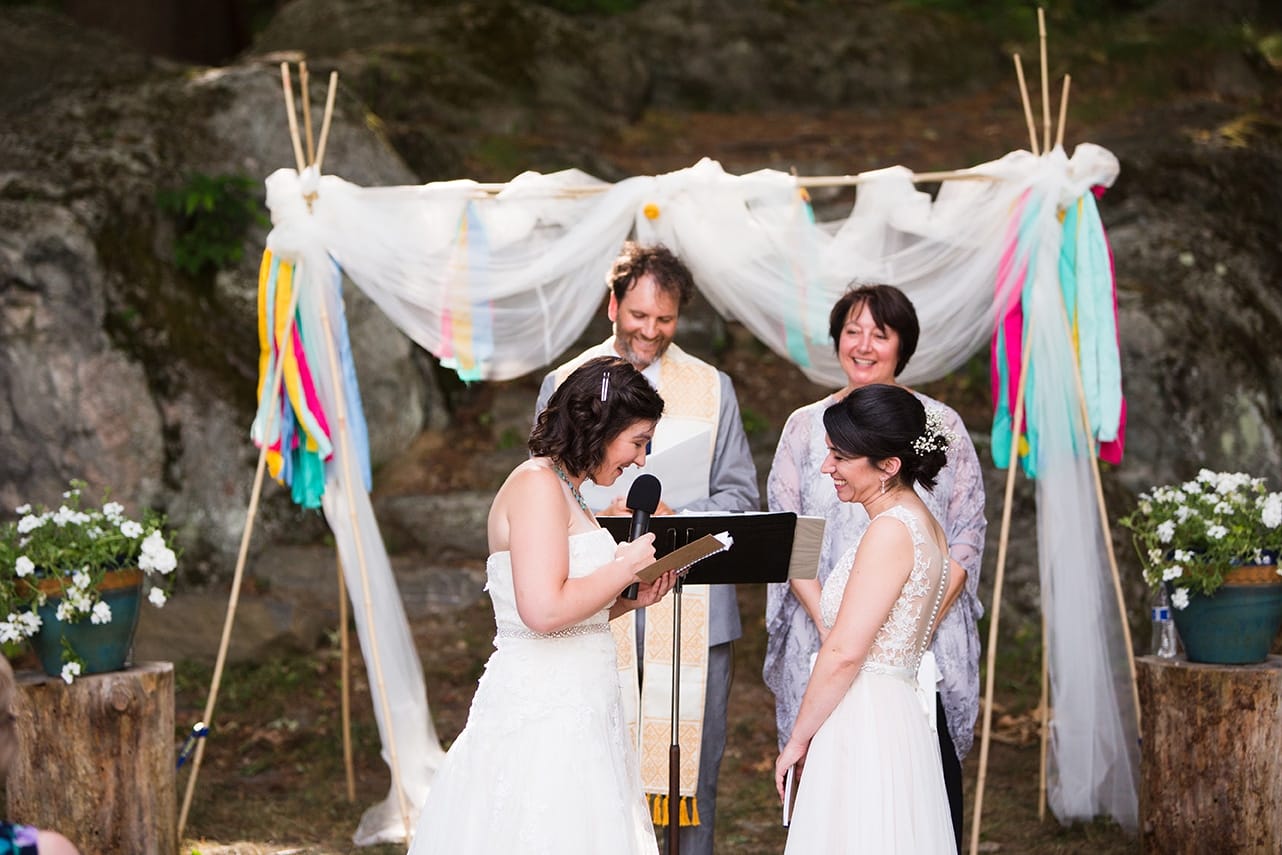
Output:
763 391 987 758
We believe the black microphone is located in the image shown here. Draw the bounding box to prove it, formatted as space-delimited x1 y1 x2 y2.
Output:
620 474 662 600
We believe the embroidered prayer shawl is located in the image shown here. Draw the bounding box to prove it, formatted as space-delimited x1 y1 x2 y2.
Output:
554 340 718 823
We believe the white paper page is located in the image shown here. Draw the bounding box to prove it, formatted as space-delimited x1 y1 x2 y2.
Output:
580 417 712 511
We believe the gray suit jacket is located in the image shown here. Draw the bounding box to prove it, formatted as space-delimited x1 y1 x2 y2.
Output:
535 361 759 646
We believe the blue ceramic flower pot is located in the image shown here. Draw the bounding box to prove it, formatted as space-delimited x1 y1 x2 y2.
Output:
1170 574 1282 665
31 568 143 678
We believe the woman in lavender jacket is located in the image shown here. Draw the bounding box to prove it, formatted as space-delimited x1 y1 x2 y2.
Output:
764 284 986 848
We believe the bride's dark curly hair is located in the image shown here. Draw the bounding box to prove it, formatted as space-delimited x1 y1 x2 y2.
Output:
529 356 664 478
823 383 948 492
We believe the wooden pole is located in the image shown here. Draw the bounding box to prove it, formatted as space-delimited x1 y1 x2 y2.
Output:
339 555 356 802
299 61 316 167
313 272 414 839
1039 8 1052 155
177 276 302 843
795 169 993 188
462 168 994 200
969 316 1035 855
279 63 306 174
1013 54 1040 155
667 583 682 855
1038 617 1050 821
1055 74 1072 151
315 71 339 174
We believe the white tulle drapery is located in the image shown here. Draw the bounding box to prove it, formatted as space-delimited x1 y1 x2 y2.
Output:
261 143 1137 840
1011 149 1140 829
267 224 448 845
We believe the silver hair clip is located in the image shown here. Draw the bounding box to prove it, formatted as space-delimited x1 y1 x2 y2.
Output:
600 370 610 402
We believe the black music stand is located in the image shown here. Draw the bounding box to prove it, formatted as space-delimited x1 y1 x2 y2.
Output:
600 511 805 855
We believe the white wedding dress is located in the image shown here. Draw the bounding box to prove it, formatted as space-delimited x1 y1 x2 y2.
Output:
407 527 658 855
784 505 958 854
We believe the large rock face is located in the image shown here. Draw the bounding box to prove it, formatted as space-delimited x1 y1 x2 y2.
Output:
1106 105 1282 492
250 0 1006 181
0 8 434 575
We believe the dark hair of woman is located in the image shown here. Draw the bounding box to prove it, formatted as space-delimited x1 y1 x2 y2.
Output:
606 241 696 308
827 284 921 376
822 384 948 492
529 356 665 477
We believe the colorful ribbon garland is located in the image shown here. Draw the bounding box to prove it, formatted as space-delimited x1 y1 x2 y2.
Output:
439 200 495 383
252 250 373 507
990 186 1126 477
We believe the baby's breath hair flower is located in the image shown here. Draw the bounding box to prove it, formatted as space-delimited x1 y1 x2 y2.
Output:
911 407 959 456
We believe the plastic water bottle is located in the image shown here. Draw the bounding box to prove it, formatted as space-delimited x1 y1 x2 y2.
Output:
1150 586 1178 658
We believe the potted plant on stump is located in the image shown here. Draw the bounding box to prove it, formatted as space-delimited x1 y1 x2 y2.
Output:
0 480 177 683
1121 468 1282 664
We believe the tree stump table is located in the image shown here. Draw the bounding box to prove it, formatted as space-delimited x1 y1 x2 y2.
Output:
6 661 175 855
1137 654 1282 853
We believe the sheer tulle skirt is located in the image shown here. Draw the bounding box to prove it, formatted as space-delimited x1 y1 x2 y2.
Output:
407 632 657 855
784 670 957 854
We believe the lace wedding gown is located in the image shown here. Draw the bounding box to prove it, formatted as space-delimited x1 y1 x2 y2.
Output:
407 527 658 855
784 505 958 854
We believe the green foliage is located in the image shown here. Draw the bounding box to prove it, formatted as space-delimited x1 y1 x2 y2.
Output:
1254 29 1282 68
497 427 524 450
898 0 1154 17
895 0 1160 44
157 172 267 277
473 136 533 179
532 0 641 13
739 405 769 437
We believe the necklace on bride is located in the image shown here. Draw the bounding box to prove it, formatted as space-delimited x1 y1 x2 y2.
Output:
551 461 590 514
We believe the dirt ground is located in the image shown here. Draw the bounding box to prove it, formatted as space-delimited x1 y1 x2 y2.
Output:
176 578 1135 854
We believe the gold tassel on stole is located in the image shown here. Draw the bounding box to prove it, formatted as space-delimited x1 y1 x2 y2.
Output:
647 794 700 827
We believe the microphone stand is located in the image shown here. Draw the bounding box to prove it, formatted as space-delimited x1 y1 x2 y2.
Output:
667 574 682 855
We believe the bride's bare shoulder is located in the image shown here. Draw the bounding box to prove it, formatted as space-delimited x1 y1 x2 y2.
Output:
498 458 558 494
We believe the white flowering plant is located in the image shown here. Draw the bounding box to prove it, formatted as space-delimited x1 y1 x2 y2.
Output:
0 481 177 682
1120 469 1282 610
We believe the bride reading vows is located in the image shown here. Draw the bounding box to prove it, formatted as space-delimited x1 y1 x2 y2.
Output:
408 356 677 854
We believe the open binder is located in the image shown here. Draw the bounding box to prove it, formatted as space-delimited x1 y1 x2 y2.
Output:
598 511 822 586
633 532 732 583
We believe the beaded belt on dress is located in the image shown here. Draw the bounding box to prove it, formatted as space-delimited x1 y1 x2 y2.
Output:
495 621 609 640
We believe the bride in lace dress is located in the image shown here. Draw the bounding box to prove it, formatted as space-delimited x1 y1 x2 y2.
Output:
775 384 964 854
409 356 678 855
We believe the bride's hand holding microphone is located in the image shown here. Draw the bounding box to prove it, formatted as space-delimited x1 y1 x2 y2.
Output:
612 534 677 609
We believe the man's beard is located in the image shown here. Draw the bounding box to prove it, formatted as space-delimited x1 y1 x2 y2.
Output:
614 334 670 369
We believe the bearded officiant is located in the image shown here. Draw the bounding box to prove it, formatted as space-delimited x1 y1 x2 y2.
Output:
534 241 758 855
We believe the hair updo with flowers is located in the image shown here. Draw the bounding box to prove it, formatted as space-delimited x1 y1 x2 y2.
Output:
822 384 957 492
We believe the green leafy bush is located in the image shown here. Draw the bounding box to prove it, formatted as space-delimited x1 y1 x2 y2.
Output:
157 172 267 276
